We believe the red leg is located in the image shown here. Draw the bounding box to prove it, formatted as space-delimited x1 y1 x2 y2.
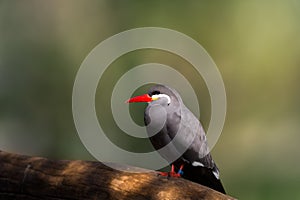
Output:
158 164 175 177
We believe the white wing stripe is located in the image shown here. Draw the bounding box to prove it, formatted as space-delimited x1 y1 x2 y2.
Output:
192 161 204 167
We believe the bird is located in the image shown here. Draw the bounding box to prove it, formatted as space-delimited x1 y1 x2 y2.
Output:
127 84 226 194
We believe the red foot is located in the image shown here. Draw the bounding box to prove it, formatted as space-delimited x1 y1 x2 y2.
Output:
158 164 183 178
158 171 181 177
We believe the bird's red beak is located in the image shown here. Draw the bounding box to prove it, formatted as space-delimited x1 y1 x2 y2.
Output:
126 94 152 103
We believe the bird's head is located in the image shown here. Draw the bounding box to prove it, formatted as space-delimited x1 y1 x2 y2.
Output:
126 84 177 106
126 91 171 106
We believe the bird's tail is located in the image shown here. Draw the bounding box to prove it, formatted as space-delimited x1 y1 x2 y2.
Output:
179 164 226 194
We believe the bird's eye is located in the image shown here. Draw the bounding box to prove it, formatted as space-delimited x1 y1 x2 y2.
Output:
151 91 160 96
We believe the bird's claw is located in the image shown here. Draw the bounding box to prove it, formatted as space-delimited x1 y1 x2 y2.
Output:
157 171 181 178
157 164 183 178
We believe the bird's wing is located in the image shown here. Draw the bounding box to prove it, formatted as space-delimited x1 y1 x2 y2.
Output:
168 104 216 169
172 105 226 193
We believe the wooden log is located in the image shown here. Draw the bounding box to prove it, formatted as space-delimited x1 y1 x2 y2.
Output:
0 150 235 200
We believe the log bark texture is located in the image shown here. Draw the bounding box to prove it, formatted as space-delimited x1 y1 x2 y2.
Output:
0 150 235 200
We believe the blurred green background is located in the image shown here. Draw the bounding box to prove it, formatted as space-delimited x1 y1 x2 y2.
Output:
1 1 300 199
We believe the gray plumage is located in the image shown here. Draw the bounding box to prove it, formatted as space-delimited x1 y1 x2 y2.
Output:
144 84 225 194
